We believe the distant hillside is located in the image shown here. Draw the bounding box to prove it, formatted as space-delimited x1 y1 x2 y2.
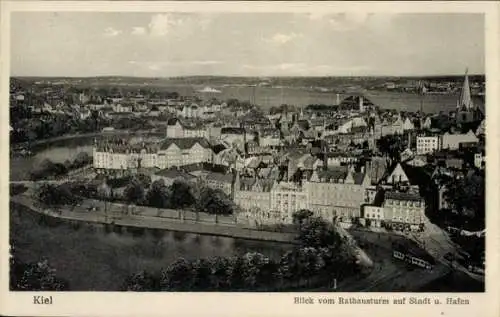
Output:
11 74 486 91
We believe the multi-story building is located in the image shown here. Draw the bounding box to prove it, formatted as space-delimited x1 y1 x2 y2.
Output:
416 136 439 155
93 141 159 172
374 115 405 137
326 152 360 167
270 181 309 224
382 191 426 231
166 118 207 139
440 130 479 150
204 171 234 197
304 166 371 223
362 205 385 228
234 176 274 225
157 138 213 169
259 129 281 148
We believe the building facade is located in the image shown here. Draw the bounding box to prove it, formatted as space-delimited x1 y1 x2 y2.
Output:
270 182 309 224
440 130 479 150
304 167 371 223
416 136 439 155
382 191 425 231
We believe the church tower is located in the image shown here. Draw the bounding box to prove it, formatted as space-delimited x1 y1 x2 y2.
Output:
456 68 481 124
457 68 474 111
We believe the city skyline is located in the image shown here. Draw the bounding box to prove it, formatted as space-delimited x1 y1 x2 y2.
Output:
11 12 484 77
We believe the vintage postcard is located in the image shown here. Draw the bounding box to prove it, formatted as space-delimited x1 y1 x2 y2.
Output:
1 1 499 316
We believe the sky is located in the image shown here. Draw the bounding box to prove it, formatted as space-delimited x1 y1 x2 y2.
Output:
10 12 485 77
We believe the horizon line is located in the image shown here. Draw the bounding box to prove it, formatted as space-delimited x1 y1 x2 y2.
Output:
11 73 486 79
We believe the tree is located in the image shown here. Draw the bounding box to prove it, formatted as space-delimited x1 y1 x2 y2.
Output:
444 172 485 229
136 173 152 188
122 270 158 291
10 245 69 291
191 258 213 291
35 184 82 206
209 256 232 290
295 247 325 286
196 187 234 215
160 258 194 291
73 152 91 168
30 159 55 180
124 181 145 205
169 180 195 209
297 216 342 248
240 252 270 289
292 209 314 226
276 251 295 287
227 255 246 290
146 179 169 208
96 182 112 201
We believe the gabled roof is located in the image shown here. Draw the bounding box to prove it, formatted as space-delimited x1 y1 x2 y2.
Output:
159 137 211 150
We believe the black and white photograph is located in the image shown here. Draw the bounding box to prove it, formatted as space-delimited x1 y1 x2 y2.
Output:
5 4 493 299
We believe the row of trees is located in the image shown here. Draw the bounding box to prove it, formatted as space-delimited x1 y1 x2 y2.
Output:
123 212 360 291
67 176 235 216
30 152 92 181
35 183 83 207
124 179 236 216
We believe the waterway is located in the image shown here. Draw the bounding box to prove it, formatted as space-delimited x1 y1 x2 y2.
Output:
10 203 293 291
9 133 162 181
161 84 485 114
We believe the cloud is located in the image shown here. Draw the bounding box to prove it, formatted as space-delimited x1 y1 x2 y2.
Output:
103 27 122 37
135 13 213 37
131 27 146 35
265 32 302 45
148 14 182 36
327 13 395 32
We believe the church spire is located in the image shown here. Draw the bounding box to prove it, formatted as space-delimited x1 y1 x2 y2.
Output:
458 68 474 111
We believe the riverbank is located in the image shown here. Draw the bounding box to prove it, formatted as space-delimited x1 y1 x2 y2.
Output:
10 202 293 291
10 195 297 244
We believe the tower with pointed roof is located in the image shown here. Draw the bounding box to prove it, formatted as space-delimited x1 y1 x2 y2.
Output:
456 68 483 124
457 68 474 111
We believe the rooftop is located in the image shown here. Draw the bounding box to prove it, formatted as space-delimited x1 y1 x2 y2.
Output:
159 137 211 150
385 191 423 202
